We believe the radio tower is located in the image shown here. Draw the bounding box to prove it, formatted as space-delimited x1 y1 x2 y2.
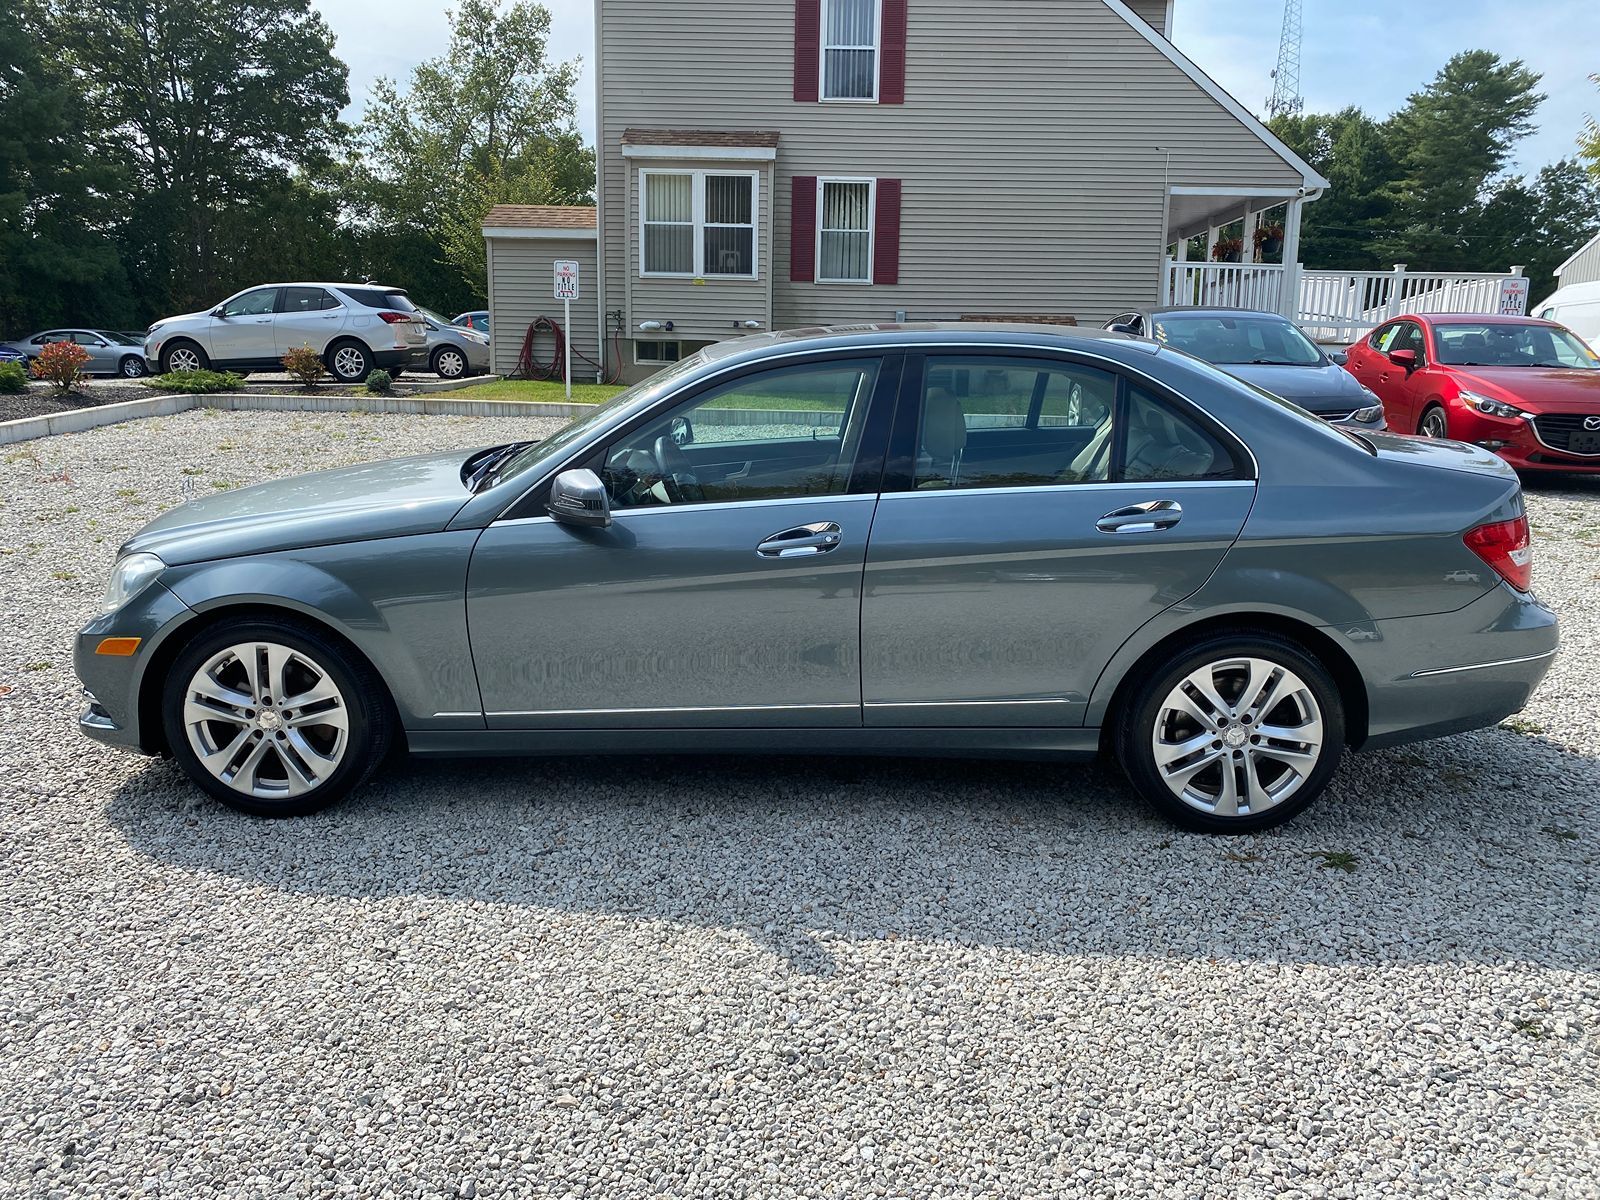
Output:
1265 0 1304 119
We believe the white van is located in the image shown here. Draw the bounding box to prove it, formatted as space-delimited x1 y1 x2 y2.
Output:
1534 280 1600 350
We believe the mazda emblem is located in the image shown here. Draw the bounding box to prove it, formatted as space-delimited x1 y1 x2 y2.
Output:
1586 416 1600 432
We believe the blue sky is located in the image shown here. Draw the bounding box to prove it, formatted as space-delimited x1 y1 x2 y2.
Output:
314 0 1596 175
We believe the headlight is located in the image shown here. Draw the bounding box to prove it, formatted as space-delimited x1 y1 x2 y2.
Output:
99 552 165 614
1351 404 1384 423
1462 390 1526 420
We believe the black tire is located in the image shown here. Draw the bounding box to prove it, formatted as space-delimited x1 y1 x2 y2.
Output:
1418 404 1449 439
161 616 394 818
1115 632 1345 834
119 355 148 379
431 346 468 379
160 340 210 374
326 339 374 384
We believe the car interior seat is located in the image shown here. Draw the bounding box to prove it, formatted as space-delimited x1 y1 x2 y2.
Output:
917 388 968 489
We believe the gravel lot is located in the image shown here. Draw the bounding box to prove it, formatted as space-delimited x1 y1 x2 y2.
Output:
1 410 1596 1199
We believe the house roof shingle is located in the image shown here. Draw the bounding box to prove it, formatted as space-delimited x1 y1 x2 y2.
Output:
481 205 597 231
622 128 781 149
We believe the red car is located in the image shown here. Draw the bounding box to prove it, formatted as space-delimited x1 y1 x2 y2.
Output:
1343 313 1600 474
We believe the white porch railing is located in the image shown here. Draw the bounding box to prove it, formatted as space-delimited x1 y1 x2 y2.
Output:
1162 261 1528 343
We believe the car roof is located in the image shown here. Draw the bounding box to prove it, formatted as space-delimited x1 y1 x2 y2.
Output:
1145 306 1290 319
694 322 1159 368
1407 313 1561 327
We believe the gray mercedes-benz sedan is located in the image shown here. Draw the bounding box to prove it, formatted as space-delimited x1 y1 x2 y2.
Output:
74 325 1558 832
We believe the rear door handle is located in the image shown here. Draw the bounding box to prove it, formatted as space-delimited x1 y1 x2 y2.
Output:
1097 500 1183 535
757 521 842 558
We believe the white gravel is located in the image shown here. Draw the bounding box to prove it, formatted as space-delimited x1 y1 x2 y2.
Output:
1 410 1597 1199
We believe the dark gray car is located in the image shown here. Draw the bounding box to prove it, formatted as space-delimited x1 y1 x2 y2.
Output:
1105 307 1386 430
75 325 1557 832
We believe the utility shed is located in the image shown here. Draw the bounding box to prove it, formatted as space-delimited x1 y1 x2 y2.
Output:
1555 230 1600 290
481 205 604 381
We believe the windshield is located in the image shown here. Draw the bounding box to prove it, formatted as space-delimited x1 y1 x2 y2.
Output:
484 352 714 491
1151 313 1324 366
1434 321 1599 369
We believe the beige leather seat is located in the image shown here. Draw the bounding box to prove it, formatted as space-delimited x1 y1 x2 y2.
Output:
917 388 968 489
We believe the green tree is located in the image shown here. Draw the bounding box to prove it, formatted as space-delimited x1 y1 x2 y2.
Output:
1581 74 1600 179
351 0 593 307
1478 161 1600 300
0 0 131 334
1379 51 1545 268
52 0 349 317
1270 107 1395 271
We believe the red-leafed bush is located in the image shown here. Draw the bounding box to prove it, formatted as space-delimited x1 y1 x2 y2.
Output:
30 340 91 393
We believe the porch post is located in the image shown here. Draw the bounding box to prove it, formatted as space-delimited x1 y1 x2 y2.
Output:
1206 225 1220 263
1280 197 1304 320
1175 236 1189 263
1244 208 1261 264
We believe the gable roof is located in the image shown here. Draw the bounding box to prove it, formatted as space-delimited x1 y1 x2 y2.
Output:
1099 0 1329 191
482 205 597 231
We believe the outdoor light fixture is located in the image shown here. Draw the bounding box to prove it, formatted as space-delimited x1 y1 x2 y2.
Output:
739 320 762 330
638 320 674 332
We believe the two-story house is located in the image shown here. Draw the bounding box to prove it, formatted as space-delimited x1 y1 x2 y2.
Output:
483 0 1328 383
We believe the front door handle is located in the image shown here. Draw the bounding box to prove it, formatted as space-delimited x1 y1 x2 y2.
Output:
757 521 842 558
1097 500 1183 535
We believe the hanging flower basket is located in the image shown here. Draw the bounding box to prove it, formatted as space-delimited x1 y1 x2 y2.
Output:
1212 237 1244 263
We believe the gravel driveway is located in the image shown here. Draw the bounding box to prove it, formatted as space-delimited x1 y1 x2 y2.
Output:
1 411 1596 1199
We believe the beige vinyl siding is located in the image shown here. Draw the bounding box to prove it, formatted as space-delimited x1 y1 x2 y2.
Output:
484 235 602 379
626 158 774 341
1556 234 1600 289
598 0 1305 340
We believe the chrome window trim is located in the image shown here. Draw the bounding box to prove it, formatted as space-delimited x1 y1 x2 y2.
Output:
490 340 1262 525
1408 650 1557 679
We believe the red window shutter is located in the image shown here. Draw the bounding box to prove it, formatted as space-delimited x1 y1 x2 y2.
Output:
873 179 902 285
794 0 821 103
880 0 908 104
791 176 819 282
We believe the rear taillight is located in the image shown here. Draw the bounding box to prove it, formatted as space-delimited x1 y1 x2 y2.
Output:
377 311 413 324
1464 514 1533 592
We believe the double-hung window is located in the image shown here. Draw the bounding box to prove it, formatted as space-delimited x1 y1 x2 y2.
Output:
641 170 758 279
822 0 879 100
818 179 875 284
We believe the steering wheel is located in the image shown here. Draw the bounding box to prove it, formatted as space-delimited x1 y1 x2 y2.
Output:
653 436 706 504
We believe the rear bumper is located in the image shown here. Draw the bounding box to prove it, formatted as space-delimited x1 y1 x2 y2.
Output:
1344 584 1559 750
374 348 427 370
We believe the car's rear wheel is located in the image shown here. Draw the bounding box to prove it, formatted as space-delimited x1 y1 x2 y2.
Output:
1419 405 1449 439
327 339 373 384
160 341 209 374
161 617 393 817
119 355 147 378
432 347 467 379
1116 633 1345 833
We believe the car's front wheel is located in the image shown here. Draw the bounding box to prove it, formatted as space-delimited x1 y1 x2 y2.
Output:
1116 633 1345 833
160 341 209 374
326 340 374 384
161 617 393 817
1419 405 1449 439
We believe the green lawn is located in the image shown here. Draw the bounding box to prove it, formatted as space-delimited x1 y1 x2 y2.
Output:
455 379 625 404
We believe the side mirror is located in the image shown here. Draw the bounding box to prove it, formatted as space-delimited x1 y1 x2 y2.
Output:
1329 349 1349 366
1107 322 1138 335
1388 348 1419 372
547 468 611 529
212 309 227 319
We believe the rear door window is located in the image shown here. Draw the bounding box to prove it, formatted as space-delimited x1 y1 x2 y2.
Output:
279 287 338 313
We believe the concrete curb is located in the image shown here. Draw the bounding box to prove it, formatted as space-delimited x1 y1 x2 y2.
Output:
0 391 593 446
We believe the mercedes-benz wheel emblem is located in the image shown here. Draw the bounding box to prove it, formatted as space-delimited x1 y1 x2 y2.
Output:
1585 416 1600 432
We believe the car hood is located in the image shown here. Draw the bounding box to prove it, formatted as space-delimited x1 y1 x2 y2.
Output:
123 449 475 565
1450 366 1600 410
1222 362 1369 413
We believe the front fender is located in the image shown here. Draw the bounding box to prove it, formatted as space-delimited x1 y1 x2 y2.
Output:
160 532 485 729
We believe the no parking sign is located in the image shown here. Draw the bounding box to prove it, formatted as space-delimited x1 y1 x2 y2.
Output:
554 260 581 301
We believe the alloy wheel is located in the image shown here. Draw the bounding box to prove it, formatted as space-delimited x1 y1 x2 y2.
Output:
1421 409 1449 439
1150 656 1325 818
167 346 201 373
121 357 146 378
332 345 368 381
181 641 350 799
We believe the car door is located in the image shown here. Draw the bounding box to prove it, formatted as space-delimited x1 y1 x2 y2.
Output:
861 353 1256 728
210 287 281 364
465 353 898 728
69 331 117 373
1372 320 1432 433
275 286 346 355
1347 322 1397 395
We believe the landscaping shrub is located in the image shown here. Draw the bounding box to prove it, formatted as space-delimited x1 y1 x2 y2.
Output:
29 341 90 393
0 362 26 394
281 345 325 389
364 369 392 395
143 369 246 394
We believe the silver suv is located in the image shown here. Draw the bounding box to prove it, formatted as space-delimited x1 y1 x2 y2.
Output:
146 283 428 382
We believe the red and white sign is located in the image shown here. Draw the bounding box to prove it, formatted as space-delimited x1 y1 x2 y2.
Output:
1498 276 1530 317
554 260 581 301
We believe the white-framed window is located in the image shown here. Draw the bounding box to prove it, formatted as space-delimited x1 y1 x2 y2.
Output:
817 178 875 284
635 340 683 365
822 0 879 101
639 169 759 279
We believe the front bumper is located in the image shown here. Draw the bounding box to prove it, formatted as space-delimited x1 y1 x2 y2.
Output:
1342 583 1559 750
74 582 196 755
1449 409 1600 474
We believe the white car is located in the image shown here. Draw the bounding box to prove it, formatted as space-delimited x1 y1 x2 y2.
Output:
146 283 428 382
1534 280 1600 350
